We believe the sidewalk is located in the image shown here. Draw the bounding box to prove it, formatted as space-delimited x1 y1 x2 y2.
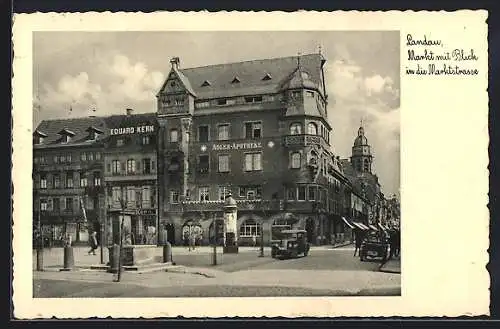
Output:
379 258 401 274
33 267 401 297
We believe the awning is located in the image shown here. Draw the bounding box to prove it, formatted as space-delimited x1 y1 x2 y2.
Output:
341 217 355 229
368 224 378 231
351 222 369 230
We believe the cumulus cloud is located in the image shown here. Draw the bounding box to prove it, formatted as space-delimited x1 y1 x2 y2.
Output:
34 54 164 119
325 58 400 196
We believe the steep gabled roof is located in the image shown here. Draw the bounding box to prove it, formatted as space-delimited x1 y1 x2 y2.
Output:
177 53 325 100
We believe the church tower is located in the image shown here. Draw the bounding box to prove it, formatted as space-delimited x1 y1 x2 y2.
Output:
350 121 373 173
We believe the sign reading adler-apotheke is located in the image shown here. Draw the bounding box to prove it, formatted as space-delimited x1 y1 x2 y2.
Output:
212 141 262 151
110 125 155 136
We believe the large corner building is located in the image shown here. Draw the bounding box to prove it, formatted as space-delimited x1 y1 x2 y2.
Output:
33 52 389 248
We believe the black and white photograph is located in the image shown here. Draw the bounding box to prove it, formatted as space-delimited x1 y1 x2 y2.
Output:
30 30 401 298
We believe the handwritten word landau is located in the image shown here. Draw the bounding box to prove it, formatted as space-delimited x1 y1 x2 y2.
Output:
406 34 442 47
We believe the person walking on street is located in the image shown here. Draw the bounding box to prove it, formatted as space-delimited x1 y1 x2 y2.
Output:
353 229 364 257
252 234 257 248
388 229 396 259
190 231 196 251
88 231 98 255
394 228 400 258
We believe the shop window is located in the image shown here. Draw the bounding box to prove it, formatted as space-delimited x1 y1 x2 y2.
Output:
298 186 306 201
239 218 261 237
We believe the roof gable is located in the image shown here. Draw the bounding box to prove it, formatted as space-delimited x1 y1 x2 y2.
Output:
157 67 197 97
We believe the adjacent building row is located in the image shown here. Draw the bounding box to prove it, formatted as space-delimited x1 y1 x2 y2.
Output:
32 52 400 247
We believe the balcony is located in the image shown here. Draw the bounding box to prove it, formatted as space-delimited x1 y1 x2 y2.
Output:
282 134 329 149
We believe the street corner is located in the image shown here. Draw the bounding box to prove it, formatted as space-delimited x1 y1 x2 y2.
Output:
379 258 401 274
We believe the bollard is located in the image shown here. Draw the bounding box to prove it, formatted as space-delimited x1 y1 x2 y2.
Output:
162 242 172 263
36 248 44 271
107 244 120 273
60 246 74 271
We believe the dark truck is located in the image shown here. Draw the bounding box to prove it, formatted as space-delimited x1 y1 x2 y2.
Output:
271 229 310 259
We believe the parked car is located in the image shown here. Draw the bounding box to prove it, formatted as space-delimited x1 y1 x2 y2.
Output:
271 229 310 259
359 231 389 261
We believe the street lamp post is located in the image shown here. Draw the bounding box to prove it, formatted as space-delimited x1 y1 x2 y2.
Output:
212 214 218 266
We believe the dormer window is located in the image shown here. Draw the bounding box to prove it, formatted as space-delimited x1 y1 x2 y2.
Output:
231 76 241 84
262 73 272 81
33 130 47 145
201 80 211 87
85 126 103 141
57 128 76 144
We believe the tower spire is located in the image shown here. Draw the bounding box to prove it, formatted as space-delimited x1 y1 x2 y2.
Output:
297 52 302 68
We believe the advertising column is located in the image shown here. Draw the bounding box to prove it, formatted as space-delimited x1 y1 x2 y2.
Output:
223 194 238 254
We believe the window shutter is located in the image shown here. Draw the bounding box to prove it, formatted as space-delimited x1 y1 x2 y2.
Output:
136 160 141 171
121 161 126 172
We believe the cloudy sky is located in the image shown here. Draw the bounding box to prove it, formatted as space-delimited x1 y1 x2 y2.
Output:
33 31 400 197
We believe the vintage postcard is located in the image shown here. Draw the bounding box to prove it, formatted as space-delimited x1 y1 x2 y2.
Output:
12 10 489 318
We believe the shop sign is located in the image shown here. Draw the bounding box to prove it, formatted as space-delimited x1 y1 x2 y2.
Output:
212 141 262 151
110 125 155 136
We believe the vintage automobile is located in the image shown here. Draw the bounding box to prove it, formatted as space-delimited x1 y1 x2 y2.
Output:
359 231 390 261
271 229 310 259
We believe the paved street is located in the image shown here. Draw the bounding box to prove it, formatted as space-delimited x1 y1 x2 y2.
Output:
33 244 400 297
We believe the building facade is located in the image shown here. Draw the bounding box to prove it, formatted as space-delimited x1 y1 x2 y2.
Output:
33 53 395 248
33 117 107 246
156 53 355 246
103 110 159 246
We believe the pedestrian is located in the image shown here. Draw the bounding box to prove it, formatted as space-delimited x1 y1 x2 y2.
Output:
353 229 363 257
190 231 196 251
252 234 257 248
388 229 396 259
88 231 98 255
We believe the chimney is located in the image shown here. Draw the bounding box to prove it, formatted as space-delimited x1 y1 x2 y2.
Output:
170 57 180 69
126 108 134 116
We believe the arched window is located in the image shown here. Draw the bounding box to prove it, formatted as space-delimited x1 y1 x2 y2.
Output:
170 129 178 142
289 122 302 135
239 218 261 237
291 152 301 169
307 122 318 135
